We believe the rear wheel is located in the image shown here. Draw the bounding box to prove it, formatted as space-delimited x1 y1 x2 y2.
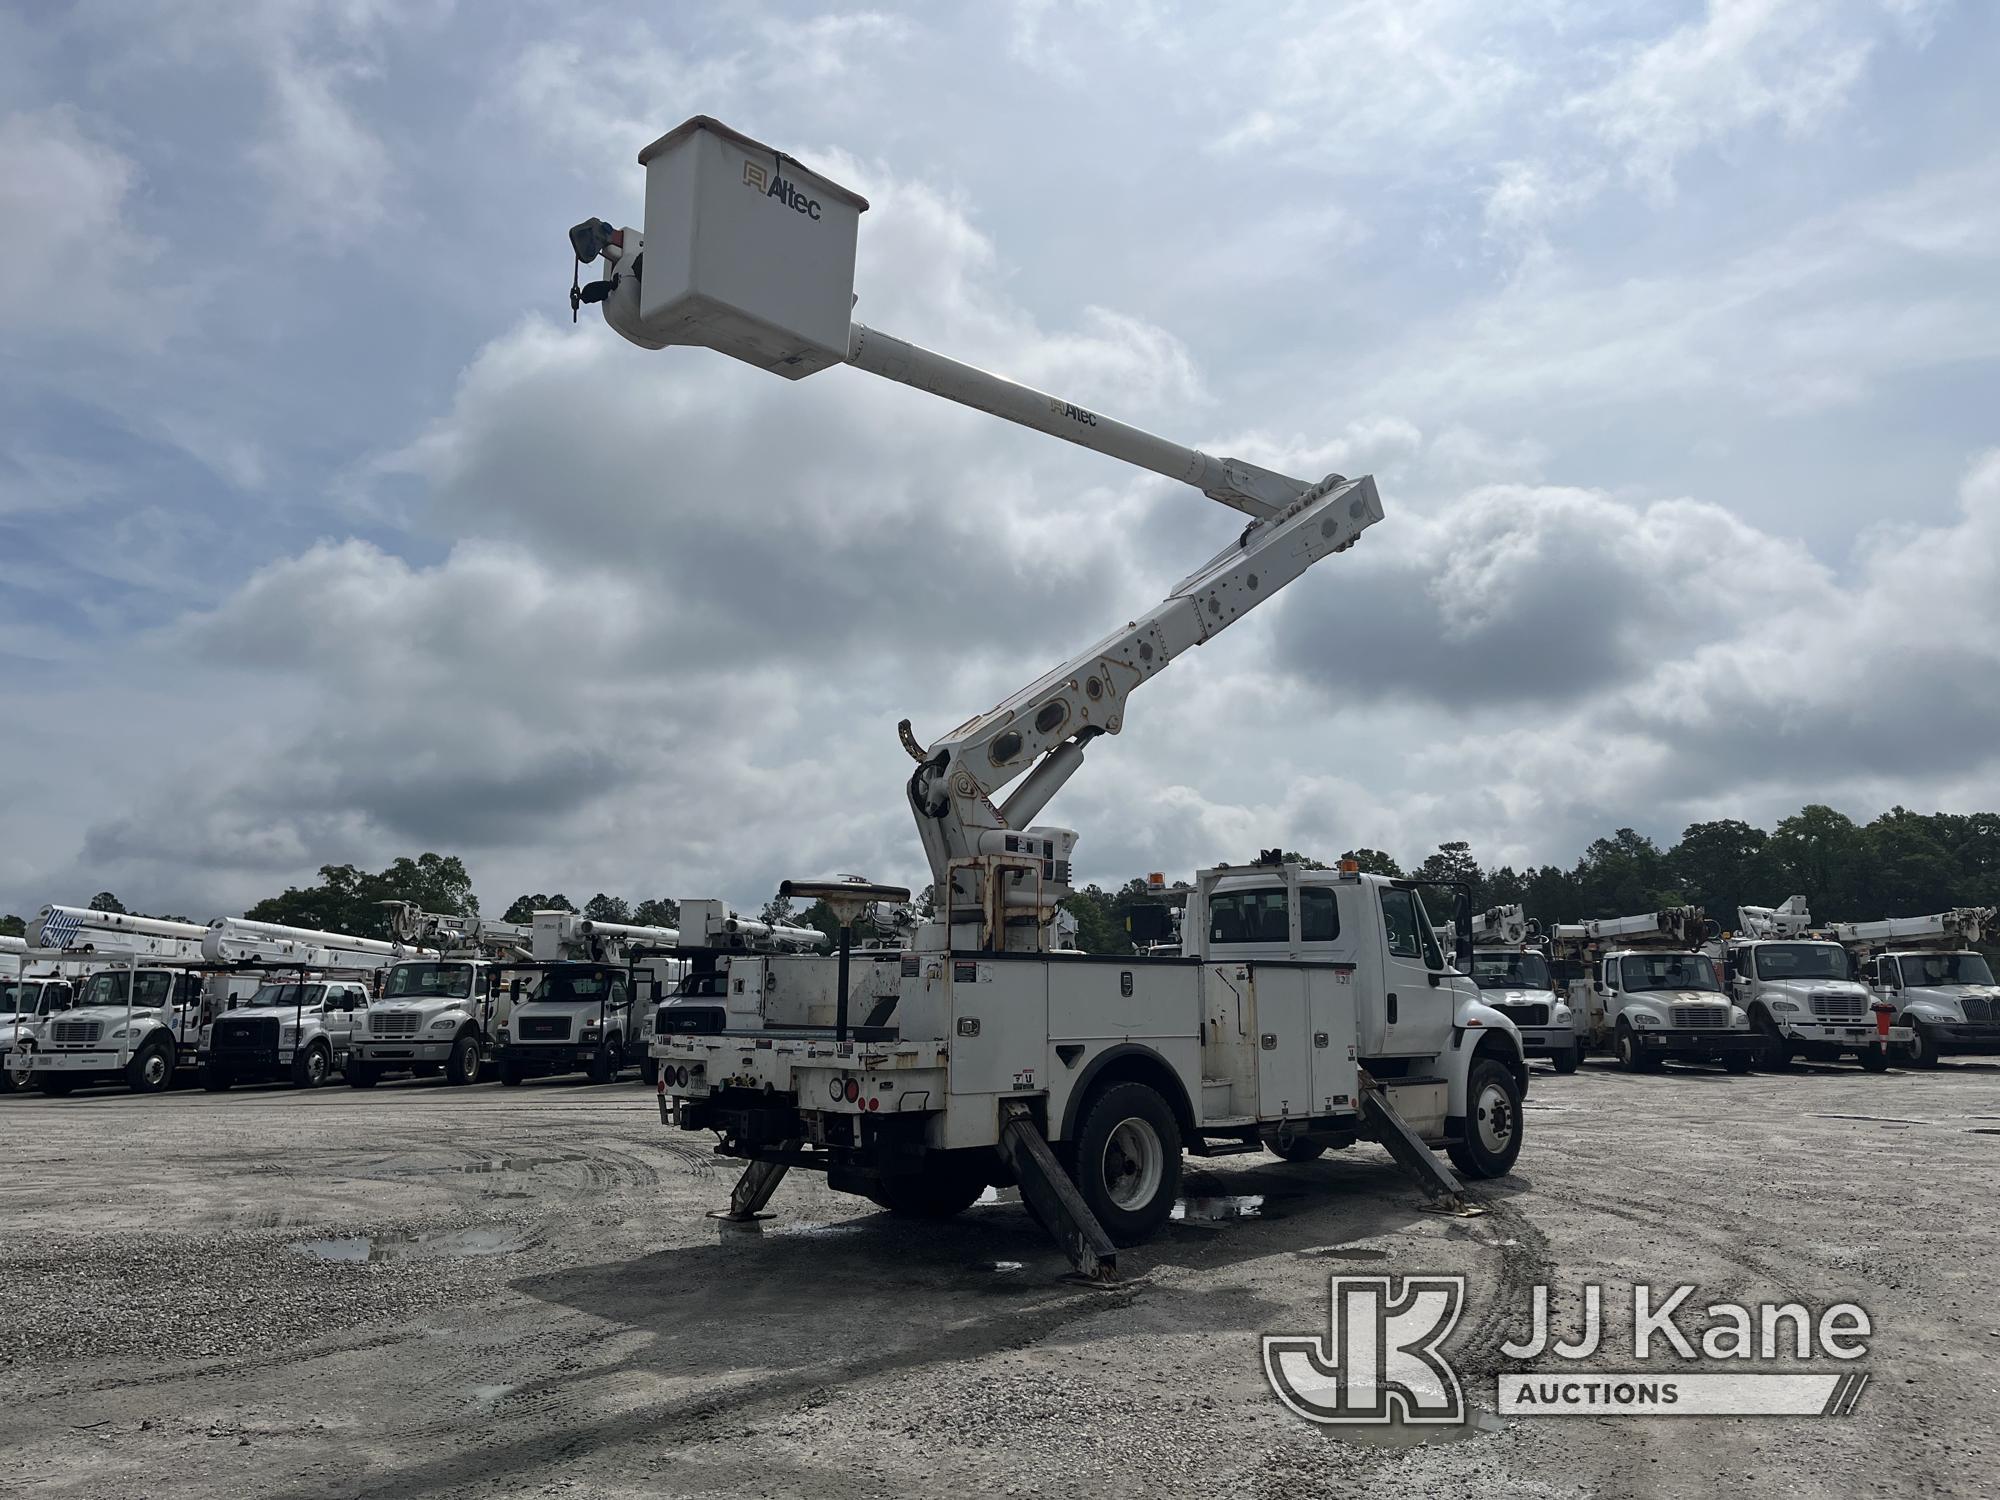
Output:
346 1060 381 1089
291 1043 330 1089
1448 1057 1524 1179
1072 1081 1182 1246
128 1040 174 1094
867 1165 988 1219
445 1033 482 1086
1268 1138 1326 1163
1551 1045 1581 1076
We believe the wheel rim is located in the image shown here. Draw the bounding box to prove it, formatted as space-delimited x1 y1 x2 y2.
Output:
142 1053 167 1087
462 1044 479 1083
307 1051 327 1085
1475 1081 1514 1153
1101 1116 1165 1211
1618 1031 1634 1066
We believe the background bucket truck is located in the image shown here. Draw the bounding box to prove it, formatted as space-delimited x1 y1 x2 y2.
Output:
1 936 85 1093
1464 906 1578 1073
575 115 1528 1277
1831 906 1998 1068
493 910 686 1086
1721 898 1907 1071
1550 908 1761 1072
345 904 529 1088
196 917 403 1090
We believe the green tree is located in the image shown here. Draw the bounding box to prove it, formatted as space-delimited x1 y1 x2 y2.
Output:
0 914 24 939
1668 819 1776 927
1856 807 1957 917
1060 884 1125 955
247 854 479 941
1341 848 1404 876
631 897 680 928
1768 805 1863 917
501 893 575 924
1572 828 1675 916
88 892 127 914
582 893 632 924
1415 842 1486 908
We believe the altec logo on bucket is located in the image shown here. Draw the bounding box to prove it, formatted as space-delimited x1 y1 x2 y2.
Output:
1264 1276 1874 1424
741 159 823 220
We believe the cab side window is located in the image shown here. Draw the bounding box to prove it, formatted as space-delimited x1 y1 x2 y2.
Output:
1209 887 1290 946
1300 886 1340 943
1378 888 1421 959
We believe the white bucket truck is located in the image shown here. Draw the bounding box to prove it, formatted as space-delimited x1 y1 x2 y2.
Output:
1463 906 1577 1073
1 937 86 1093
493 911 686 1085
575 117 1527 1275
196 918 401 1089
1830 906 1997 1068
346 904 529 1088
1722 898 1906 1071
15 906 259 1095
1551 908 1761 1073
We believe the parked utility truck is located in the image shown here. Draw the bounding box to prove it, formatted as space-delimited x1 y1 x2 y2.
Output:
1721 898 1907 1070
1551 908 1760 1072
577 116 1527 1275
1830 906 1998 1068
1464 906 1577 1073
1 938 84 1093
494 910 686 1085
15 906 259 1094
346 905 528 1088
197 917 402 1089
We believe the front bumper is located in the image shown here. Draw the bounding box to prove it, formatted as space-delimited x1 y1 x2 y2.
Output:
499 1041 605 1071
1778 1021 1912 1051
352 1039 455 1063
1516 1026 1575 1056
1928 1023 2000 1055
19 1049 128 1073
1635 1029 1764 1060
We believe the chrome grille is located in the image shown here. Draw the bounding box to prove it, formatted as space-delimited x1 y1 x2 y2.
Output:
1962 995 1994 1024
517 1014 572 1041
1495 1003 1550 1027
1809 993 1865 1020
52 1020 102 1045
1670 1006 1730 1029
371 1012 421 1038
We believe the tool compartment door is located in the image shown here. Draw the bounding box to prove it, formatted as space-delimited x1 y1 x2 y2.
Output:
948 959 1049 1096
1247 965 1311 1122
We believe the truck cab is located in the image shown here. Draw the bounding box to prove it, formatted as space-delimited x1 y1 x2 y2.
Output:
496 961 672 1085
1467 946 1576 1073
1579 948 1759 1072
1856 949 2000 1067
1 977 76 1093
347 958 500 1088
201 977 371 1090
21 967 252 1095
1724 938 1904 1070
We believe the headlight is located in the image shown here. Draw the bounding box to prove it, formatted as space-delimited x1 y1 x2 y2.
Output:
1770 1000 1800 1013
1730 1007 1747 1026
109 1025 135 1040
1552 1003 1572 1022
281 1027 298 1043
497 1025 510 1042
1632 1013 1658 1026
428 1017 459 1032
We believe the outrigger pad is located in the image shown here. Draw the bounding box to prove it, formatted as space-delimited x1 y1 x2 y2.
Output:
1358 1088 1476 1214
712 1144 797 1222
998 1102 1118 1282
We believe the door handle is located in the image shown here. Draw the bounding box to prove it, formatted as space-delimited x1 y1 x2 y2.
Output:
1386 993 1398 1024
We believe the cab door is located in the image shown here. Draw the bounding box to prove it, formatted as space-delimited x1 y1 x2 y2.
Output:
322 985 359 1056
1373 886 1454 1057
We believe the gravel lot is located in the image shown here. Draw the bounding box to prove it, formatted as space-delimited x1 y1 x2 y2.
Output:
2 1058 1995 1499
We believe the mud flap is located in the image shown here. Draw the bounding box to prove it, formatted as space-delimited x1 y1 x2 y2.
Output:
710 1140 799 1223
997 1102 1118 1282
1359 1087 1479 1216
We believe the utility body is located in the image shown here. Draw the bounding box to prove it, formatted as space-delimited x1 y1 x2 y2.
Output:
1551 909 1761 1072
578 117 1527 1272
1830 906 1998 1068
1718 898 1908 1070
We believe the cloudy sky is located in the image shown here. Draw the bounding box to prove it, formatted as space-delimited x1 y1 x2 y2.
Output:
2 0 1996 922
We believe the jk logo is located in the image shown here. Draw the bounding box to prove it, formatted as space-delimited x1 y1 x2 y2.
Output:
1262 1275 1466 1424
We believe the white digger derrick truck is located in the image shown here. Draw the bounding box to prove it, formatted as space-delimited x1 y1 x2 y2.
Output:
1829 907 1996 1068
577 116 1529 1277
197 918 404 1090
1720 897 1908 1071
1550 908 1762 1073
1464 906 1578 1074
492 911 687 1086
13 906 263 1095
346 905 530 1088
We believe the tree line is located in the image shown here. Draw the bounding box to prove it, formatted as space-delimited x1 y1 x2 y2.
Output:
23 802 1995 957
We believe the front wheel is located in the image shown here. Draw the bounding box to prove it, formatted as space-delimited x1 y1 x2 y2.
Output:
1724 1053 1754 1074
1857 1047 1891 1074
1615 1023 1658 1073
1448 1057 1524 1179
1753 1009 1794 1071
497 1053 525 1087
1072 1081 1182 1246
291 1044 330 1090
445 1033 482 1086
201 1062 234 1092
0 1056 29 1094
1905 1021 1941 1070
1268 1138 1326 1163
1552 1045 1581 1076
587 1039 620 1085
346 1060 381 1089
39 1074 77 1097
127 1041 175 1094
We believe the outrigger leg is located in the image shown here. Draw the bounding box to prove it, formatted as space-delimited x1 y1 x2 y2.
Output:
709 1141 798 1223
1359 1086 1482 1217
998 1102 1119 1281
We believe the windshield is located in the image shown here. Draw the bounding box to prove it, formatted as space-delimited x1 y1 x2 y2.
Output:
0 983 21 1015
535 968 627 1005
1619 953 1721 993
384 963 472 1000
245 983 322 1008
81 971 177 1009
1898 952 1997 987
1471 952 1551 990
1752 943 1848 982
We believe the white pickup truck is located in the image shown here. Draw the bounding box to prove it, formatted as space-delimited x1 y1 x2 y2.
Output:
201 977 372 1089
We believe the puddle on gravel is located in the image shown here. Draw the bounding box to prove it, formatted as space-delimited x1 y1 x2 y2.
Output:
468 1384 514 1413
1322 1409 1507 1447
1172 1194 1271 1222
293 1225 529 1264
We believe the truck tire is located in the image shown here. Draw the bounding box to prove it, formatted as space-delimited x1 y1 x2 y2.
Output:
1072 1081 1182 1246
1723 1053 1754 1074
1905 1021 1941 1070
641 1054 660 1086
201 1062 234 1092
291 1043 331 1090
411 1062 442 1078
1268 1138 1326 1163
128 1039 175 1094
39 1074 77 1096
587 1038 620 1085
1447 1057 1524 1179
1615 1022 1658 1073
1752 1009 1793 1070
498 1053 525 1087
1552 1045 1581 1076
1856 1047 1891 1074
445 1033 482 1086
346 1060 381 1088
867 1166 988 1219
0 1058 24 1094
